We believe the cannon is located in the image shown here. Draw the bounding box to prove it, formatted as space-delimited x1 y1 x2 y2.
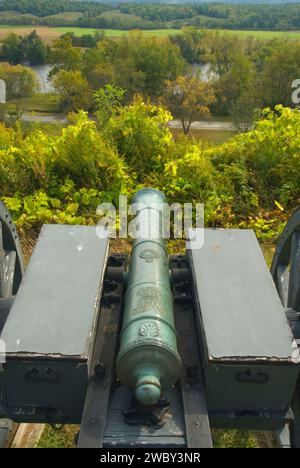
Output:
0 188 300 448
116 189 182 407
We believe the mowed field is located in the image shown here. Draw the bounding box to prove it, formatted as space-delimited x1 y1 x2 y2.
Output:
0 25 61 44
55 27 174 37
0 24 300 43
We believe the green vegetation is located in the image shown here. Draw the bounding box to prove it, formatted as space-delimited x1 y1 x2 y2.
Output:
37 425 79 448
1 26 299 132
1 1 299 451
219 29 300 40
0 103 297 242
165 75 216 134
0 62 38 99
212 430 259 448
0 25 300 44
55 27 175 37
37 424 260 448
35 28 299 132
171 128 236 145
4 93 60 113
0 30 47 64
52 70 91 112
1 25 300 41
49 32 187 110
0 1 300 32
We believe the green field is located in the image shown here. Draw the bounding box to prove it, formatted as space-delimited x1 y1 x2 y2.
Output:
220 29 300 40
54 27 175 37
54 26 300 40
0 24 300 41
5 93 60 113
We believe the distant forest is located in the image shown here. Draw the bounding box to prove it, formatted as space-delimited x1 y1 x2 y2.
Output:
0 0 300 30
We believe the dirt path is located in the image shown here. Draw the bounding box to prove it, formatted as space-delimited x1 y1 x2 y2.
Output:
168 119 235 131
22 113 235 131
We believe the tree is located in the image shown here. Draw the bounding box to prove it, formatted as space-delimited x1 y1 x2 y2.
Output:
131 34 187 98
0 62 38 99
22 30 47 65
0 31 47 65
52 70 91 112
0 34 23 64
171 27 206 64
81 33 187 101
49 35 82 76
94 84 125 128
82 46 115 90
213 54 260 117
261 42 300 108
206 31 244 76
165 76 215 135
230 91 260 133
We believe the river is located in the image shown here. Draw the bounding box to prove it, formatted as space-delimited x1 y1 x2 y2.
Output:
29 63 217 94
192 63 218 82
30 64 54 93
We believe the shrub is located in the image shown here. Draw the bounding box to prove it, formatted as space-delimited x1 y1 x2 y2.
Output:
1 103 300 239
52 70 92 112
53 111 129 199
106 96 173 178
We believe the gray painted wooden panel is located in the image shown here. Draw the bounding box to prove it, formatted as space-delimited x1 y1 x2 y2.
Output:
1 225 109 358
188 229 299 362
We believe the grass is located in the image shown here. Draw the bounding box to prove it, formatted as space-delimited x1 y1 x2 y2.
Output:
4 93 60 113
1 24 299 42
37 425 79 448
54 27 176 37
37 424 261 448
20 121 66 137
2 92 235 145
52 27 300 40
0 25 61 45
219 29 300 40
171 128 236 145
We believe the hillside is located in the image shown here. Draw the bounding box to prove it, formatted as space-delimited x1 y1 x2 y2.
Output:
0 1 299 31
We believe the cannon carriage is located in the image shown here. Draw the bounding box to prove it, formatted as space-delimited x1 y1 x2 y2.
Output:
0 189 300 448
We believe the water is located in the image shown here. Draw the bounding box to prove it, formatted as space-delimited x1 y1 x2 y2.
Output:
29 63 215 93
0 79 6 103
30 64 54 93
192 63 219 82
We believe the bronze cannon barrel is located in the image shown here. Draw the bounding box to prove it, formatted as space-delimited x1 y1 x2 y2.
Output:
116 188 182 406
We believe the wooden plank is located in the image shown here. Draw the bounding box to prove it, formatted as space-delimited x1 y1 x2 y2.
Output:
171 254 212 448
10 424 45 448
78 259 125 448
175 302 212 448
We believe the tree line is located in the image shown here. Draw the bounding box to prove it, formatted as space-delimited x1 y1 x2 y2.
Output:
0 1 300 31
0 0 110 17
48 28 300 130
0 31 48 65
1 27 300 133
